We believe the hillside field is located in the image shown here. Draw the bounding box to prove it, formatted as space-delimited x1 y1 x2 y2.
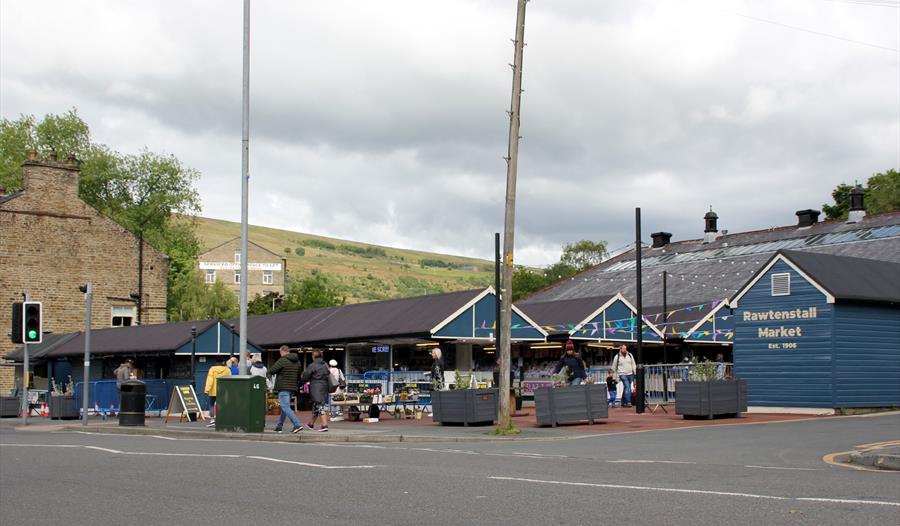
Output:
192 216 495 303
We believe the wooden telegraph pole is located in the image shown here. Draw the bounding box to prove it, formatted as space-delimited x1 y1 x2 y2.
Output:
499 0 528 432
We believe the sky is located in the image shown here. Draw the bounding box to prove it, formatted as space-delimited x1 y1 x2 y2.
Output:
2 0 898 265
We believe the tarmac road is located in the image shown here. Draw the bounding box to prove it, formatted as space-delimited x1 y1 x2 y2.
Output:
1 413 898 526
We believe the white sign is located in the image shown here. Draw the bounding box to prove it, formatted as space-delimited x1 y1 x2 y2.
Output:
199 262 282 271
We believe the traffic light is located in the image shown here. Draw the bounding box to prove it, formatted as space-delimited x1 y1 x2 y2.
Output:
23 301 41 344
10 302 23 344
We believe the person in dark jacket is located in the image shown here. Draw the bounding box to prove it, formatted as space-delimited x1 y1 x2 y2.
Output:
267 345 302 433
553 340 587 385
300 350 331 432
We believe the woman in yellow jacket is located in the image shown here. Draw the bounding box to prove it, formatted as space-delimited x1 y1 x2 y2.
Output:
204 357 231 426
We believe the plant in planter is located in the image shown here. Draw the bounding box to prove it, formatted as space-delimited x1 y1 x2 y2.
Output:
533 381 608 427
49 376 78 420
432 371 498 426
676 359 747 419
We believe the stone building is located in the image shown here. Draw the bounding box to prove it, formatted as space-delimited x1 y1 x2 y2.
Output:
198 238 286 301
0 153 168 391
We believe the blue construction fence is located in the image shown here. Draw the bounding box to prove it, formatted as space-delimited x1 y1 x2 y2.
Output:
73 379 202 416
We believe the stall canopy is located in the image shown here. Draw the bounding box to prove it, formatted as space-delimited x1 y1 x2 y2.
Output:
5 332 80 362
519 293 664 343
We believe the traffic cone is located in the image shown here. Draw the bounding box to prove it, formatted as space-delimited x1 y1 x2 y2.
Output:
39 403 49 417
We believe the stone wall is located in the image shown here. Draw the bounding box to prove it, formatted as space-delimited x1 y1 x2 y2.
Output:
0 157 168 392
198 239 286 300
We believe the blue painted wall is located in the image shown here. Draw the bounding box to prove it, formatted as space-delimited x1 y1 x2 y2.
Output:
571 299 661 342
734 260 834 407
434 294 544 341
833 303 900 407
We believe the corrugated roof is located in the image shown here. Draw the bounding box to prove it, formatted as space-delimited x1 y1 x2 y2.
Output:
518 295 614 329
776 250 900 304
232 289 486 347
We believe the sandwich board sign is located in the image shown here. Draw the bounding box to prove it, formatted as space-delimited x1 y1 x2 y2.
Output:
164 385 205 422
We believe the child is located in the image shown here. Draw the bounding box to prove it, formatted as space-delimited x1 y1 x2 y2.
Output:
606 370 618 406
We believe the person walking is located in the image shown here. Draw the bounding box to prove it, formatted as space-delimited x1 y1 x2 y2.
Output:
553 340 587 385
611 345 637 407
301 350 331 432
227 357 240 375
268 346 303 433
327 359 345 394
204 357 231 427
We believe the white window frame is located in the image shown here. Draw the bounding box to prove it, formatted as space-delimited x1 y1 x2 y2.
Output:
262 270 274 285
771 272 791 296
205 269 216 284
234 251 241 264
111 305 136 327
234 272 241 284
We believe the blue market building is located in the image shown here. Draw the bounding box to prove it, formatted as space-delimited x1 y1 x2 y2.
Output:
729 250 900 410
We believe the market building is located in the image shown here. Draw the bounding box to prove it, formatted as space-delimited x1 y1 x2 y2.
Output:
197 237 287 301
0 153 168 392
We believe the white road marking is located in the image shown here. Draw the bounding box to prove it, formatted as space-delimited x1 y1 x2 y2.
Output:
489 476 900 508
0 444 373 469
744 465 822 471
607 459 696 465
246 456 375 469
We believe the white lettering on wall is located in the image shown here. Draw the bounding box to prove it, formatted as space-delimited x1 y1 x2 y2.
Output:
199 262 282 271
742 307 817 322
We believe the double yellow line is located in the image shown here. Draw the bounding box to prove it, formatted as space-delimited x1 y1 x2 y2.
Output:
822 440 900 473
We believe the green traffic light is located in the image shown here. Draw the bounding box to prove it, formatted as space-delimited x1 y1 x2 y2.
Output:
27 330 37 340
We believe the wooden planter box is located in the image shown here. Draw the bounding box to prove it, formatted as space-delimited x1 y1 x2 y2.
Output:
431 388 498 426
676 380 747 419
50 394 79 420
534 384 609 427
0 397 20 418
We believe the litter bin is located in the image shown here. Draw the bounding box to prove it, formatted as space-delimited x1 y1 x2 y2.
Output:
118 380 146 426
215 375 266 433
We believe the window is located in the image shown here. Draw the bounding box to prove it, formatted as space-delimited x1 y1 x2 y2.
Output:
263 270 273 285
234 251 241 264
111 306 136 327
234 272 241 284
771 273 791 296
205 270 216 284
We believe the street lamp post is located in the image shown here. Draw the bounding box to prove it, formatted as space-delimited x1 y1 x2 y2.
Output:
190 326 197 391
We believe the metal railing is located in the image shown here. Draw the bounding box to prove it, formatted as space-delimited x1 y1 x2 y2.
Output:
643 363 733 407
74 379 198 416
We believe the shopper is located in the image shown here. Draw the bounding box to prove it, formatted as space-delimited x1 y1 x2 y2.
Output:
429 348 445 391
204 357 231 427
300 350 331 432
328 359 345 395
250 354 273 390
606 369 618 406
553 340 587 385
611 345 637 407
227 357 240 375
267 346 302 433
114 359 134 390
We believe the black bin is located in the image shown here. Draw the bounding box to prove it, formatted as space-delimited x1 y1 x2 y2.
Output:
118 380 146 426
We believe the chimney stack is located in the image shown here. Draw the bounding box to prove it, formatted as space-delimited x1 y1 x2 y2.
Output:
847 185 866 223
651 232 672 248
796 209 820 227
703 208 718 243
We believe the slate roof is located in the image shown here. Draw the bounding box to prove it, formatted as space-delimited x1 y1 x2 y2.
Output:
517 295 615 334
763 250 900 304
231 289 485 347
525 212 900 309
5 332 80 362
13 319 220 359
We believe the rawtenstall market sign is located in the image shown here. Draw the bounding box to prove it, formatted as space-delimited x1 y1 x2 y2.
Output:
742 307 818 350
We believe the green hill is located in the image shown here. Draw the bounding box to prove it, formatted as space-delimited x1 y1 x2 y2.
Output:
193 216 494 303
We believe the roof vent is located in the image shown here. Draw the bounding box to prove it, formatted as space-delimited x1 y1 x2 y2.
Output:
650 232 672 248
703 207 719 243
847 185 866 223
771 273 791 296
795 209 820 228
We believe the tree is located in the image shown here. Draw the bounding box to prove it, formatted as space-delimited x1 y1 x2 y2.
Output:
280 270 345 311
167 268 239 321
511 267 546 301
823 169 900 220
560 240 608 272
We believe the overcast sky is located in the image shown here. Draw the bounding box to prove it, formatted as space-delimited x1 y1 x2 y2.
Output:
2 0 898 265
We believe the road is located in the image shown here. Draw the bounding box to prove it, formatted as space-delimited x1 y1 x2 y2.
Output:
1 413 898 525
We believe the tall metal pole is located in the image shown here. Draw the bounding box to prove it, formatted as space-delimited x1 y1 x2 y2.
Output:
21 292 29 425
499 0 528 431
238 0 251 375
136 231 143 326
190 326 197 391
82 284 92 426
635 208 645 414
662 271 668 365
494 233 501 353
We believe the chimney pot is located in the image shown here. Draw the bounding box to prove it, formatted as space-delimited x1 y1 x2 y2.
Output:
48 150 58 162
796 209 821 227
66 153 78 166
27 149 37 160
651 232 672 248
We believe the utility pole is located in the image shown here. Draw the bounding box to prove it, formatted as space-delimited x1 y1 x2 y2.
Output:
498 0 528 432
238 0 251 375
81 284 92 426
21 292 29 425
635 208 645 414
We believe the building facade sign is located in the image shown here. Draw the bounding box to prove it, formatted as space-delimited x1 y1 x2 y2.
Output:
742 306 817 349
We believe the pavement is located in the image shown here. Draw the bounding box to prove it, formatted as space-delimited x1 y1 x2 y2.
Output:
2 412 898 526
846 443 900 471
1 405 822 443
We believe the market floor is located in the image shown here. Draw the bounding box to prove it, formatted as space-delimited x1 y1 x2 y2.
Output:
2 413 898 526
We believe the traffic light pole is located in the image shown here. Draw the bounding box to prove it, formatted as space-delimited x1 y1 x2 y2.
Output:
82 284 93 427
21 292 29 425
